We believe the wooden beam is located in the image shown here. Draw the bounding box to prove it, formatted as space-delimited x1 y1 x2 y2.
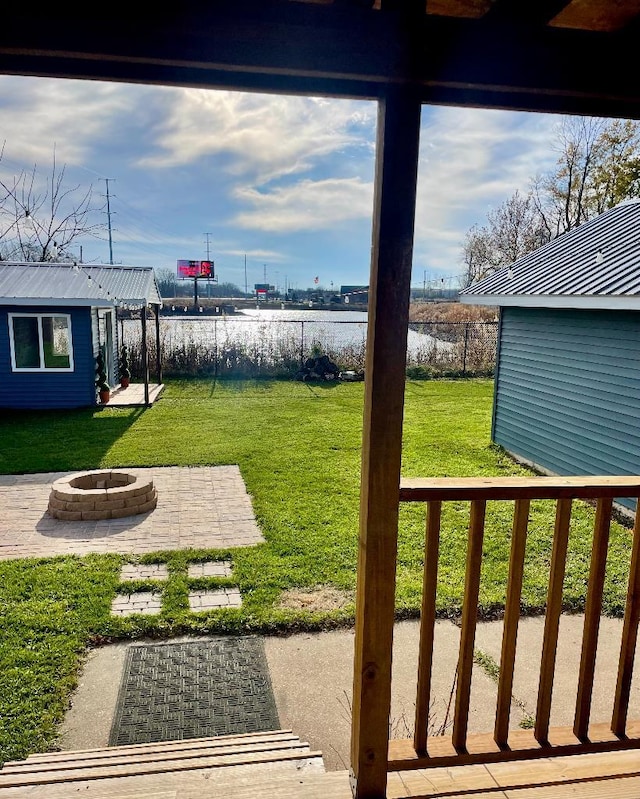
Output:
426 0 494 18
550 0 640 32
2 3 640 117
350 85 422 799
485 0 570 25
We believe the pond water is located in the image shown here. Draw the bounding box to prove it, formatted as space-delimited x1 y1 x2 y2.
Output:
123 308 450 358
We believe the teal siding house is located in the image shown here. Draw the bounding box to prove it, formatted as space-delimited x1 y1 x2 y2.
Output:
0 262 162 410
461 200 640 510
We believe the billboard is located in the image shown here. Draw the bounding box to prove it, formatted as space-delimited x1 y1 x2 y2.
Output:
177 260 213 278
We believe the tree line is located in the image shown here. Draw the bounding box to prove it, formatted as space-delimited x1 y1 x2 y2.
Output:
462 118 640 286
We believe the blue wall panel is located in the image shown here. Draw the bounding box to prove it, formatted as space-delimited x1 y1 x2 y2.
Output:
494 307 640 509
0 305 96 409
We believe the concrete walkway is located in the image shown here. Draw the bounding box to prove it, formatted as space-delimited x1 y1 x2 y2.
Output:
0 466 263 559
58 615 640 772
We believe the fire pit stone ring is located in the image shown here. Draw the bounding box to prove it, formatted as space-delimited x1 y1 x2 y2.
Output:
48 470 157 521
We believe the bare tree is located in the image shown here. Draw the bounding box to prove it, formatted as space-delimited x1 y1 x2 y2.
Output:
0 145 105 262
533 117 606 239
533 117 640 239
461 191 548 286
462 117 640 285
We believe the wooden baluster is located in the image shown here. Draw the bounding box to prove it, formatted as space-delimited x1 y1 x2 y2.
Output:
574 497 613 741
414 500 442 754
535 498 572 744
612 502 640 736
452 499 486 752
494 498 530 748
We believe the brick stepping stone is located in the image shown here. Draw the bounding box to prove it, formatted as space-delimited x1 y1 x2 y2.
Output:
188 588 242 611
187 561 232 578
111 592 162 616
120 564 169 581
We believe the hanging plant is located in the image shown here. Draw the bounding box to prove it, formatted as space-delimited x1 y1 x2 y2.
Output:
119 344 131 388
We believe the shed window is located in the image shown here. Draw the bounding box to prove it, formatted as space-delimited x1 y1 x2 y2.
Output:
9 314 73 371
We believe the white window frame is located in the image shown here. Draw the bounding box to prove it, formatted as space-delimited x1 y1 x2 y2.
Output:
8 312 75 373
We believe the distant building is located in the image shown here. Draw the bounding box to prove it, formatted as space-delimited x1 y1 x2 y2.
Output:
341 285 369 305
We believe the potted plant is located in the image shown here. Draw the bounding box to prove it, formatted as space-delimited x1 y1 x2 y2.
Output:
95 352 111 404
119 344 131 389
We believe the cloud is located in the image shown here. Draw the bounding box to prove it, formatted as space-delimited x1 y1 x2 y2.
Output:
139 90 375 183
222 248 289 261
413 106 559 274
0 76 136 166
232 177 373 232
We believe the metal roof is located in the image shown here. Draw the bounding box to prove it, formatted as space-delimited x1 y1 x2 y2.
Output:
460 200 640 310
0 262 162 308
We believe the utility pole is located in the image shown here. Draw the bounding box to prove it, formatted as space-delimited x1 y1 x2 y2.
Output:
263 263 267 283
101 178 115 265
244 254 248 297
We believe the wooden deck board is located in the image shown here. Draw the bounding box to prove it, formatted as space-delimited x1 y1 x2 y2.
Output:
105 383 164 407
2 749 640 798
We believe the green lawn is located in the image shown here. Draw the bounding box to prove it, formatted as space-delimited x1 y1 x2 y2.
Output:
0 378 633 762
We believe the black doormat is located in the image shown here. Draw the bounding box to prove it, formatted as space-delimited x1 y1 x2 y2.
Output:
109 637 279 746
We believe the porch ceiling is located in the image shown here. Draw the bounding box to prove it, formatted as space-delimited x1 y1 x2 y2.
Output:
1 1 640 117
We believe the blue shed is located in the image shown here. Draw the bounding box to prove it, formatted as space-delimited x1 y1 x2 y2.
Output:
460 200 640 510
0 262 162 410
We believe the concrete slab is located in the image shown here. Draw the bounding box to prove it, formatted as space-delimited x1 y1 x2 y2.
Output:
59 617 634 773
62 620 510 766
263 619 516 771
475 614 640 730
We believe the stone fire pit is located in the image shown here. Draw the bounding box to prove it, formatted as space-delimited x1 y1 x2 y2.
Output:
48 470 157 521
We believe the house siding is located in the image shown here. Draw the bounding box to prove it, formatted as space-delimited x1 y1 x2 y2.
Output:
0 305 96 409
494 307 640 509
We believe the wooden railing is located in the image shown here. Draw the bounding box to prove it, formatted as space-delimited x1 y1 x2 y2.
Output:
387 476 640 772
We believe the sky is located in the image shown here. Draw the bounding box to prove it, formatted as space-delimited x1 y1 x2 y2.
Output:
0 74 564 293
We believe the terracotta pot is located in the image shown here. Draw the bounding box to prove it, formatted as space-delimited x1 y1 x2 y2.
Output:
120 377 130 389
99 389 110 404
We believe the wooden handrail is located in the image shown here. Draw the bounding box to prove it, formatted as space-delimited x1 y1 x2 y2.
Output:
400 475 640 502
392 475 640 773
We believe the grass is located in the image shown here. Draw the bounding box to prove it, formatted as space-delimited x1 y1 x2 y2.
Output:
0 377 634 762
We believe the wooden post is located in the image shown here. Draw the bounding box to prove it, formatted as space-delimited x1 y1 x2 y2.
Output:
350 86 422 799
155 305 162 385
141 307 150 406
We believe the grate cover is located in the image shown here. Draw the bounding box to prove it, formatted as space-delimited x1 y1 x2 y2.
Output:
109 637 279 745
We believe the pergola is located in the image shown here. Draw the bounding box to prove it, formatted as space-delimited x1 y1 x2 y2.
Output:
3 3 640 798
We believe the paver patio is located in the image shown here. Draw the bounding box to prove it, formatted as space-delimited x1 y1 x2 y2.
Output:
0 465 263 559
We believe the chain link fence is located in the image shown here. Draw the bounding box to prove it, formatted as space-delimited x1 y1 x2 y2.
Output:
122 317 498 379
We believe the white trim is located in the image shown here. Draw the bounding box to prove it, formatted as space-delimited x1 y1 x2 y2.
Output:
8 312 75 372
460 293 640 310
